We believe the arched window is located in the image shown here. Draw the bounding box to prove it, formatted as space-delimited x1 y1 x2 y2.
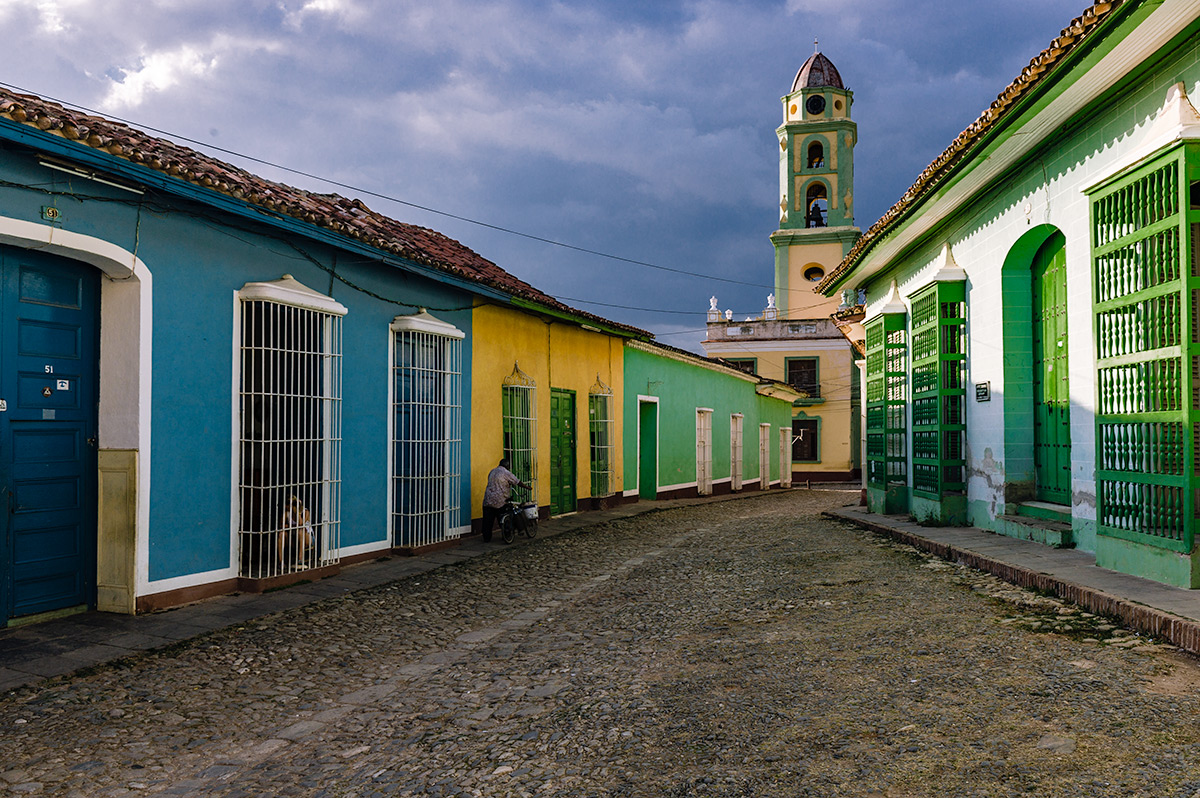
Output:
807 141 825 169
805 183 828 228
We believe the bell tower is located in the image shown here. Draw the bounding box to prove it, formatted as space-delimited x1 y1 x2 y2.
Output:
771 46 861 317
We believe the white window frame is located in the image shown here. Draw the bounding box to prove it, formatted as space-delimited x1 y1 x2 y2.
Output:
233 275 346 580
389 311 465 548
730 413 744 491
502 362 538 495
759 422 772 489
696 408 713 495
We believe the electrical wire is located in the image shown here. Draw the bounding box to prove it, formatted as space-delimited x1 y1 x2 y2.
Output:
0 80 776 290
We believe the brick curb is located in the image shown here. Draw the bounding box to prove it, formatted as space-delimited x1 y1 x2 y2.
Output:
824 508 1200 657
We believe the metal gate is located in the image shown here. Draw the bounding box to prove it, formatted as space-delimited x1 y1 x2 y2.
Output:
0 246 99 622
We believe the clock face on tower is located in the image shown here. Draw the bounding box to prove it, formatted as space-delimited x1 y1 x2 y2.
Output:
805 95 826 116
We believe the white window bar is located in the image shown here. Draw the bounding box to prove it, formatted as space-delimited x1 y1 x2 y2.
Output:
238 282 344 580
391 312 464 548
502 362 538 497
696 408 713 495
589 375 615 498
759 422 772 489
779 427 793 488
730 413 744 491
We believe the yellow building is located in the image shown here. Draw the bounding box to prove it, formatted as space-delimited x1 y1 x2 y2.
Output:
470 301 636 528
702 50 861 481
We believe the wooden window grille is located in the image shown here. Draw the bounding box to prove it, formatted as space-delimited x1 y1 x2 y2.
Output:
759 423 772 488
391 313 463 548
792 419 819 462
730 414 744 490
696 409 714 495
908 280 966 498
502 362 537 497
864 313 908 496
1089 143 1200 552
589 376 615 498
237 290 343 579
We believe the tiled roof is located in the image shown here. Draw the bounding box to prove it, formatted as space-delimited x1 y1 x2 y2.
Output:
816 0 1124 294
792 53 845 92
0 85 648 337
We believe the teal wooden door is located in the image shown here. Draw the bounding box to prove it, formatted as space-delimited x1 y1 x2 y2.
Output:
549 389 576 515
0 246 99 622
638 401 657 500
1032 232 1070 504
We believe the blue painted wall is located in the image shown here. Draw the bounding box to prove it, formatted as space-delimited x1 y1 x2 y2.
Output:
0 143 475 583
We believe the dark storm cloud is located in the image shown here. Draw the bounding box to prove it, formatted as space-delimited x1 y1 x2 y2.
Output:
0 0 1090 348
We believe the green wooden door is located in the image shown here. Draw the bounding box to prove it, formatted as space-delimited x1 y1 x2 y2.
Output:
638 401 658 500
549 389 576 515
1032 232 1071 504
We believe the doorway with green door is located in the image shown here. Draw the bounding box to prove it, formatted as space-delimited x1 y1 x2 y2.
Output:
549 388 577 515
1031 231 1070 505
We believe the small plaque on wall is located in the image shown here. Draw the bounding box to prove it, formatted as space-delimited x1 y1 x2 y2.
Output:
975 382 991 402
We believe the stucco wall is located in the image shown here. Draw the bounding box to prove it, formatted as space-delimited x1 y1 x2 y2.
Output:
622 343 794 496
469 303 624 516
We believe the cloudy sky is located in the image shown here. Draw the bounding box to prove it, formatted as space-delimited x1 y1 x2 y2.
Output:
0 0 1088 350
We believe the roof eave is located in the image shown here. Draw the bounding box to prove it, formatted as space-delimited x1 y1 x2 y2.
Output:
818 0 1163 295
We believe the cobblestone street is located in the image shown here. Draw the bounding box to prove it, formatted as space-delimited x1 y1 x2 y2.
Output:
5 489 1200 797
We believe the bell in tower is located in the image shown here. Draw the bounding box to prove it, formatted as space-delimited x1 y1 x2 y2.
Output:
770 46 861 317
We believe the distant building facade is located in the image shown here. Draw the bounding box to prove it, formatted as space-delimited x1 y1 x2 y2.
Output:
703 50 862 482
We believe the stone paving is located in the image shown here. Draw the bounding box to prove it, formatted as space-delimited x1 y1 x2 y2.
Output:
4 489 1200 796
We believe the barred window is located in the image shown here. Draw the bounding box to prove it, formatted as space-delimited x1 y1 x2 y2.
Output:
236 276 345 580
502 362 537 493
391 312 464 548
589 376 615 498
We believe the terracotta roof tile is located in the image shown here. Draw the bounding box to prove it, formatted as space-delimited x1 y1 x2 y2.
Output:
816 0 1123 293
0 86 648 337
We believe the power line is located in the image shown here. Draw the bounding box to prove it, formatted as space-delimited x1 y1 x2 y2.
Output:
0 80 775 290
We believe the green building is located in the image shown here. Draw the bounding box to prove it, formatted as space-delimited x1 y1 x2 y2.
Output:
821 1 1200 587
623 340 798 500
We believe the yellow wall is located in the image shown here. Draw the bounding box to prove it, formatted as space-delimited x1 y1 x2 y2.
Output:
470 303 625 515
785 242 844 317
721 340 855 473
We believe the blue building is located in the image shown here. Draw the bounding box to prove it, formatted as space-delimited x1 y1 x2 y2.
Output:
0 87 624 622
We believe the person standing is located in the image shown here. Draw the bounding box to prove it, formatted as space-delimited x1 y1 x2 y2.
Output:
481 458 529 542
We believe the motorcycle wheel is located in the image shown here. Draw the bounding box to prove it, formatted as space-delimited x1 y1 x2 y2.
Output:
500 514 516 544
524 517 538 538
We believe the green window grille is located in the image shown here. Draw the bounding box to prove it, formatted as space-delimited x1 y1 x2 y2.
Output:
908 281 966 498
588 375 615 498
865 313 907 490
502 362 538 495
1089 143 1200 553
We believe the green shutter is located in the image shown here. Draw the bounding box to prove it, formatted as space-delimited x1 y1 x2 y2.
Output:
1090 142 1200 553
865 311 908 507
909 281 966 499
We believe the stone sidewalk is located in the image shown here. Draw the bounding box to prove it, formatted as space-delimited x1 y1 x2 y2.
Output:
827 504 1200 657
0 488 843 693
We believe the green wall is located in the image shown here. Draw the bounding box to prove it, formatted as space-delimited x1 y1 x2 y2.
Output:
622 344 794 496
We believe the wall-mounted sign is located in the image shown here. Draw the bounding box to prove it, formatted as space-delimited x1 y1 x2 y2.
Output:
975 382 991 402
56 379 69 391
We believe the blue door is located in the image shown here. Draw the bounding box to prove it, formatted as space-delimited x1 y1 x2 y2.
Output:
0 246 99 623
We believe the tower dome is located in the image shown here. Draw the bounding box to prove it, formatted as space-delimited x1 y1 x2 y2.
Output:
791 52 844 92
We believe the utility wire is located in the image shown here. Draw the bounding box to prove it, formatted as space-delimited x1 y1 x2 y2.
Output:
0 80 775 290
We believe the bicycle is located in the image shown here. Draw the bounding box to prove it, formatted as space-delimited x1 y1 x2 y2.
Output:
499 488 539 544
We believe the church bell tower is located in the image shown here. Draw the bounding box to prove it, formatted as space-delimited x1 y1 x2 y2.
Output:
771 47 861 317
